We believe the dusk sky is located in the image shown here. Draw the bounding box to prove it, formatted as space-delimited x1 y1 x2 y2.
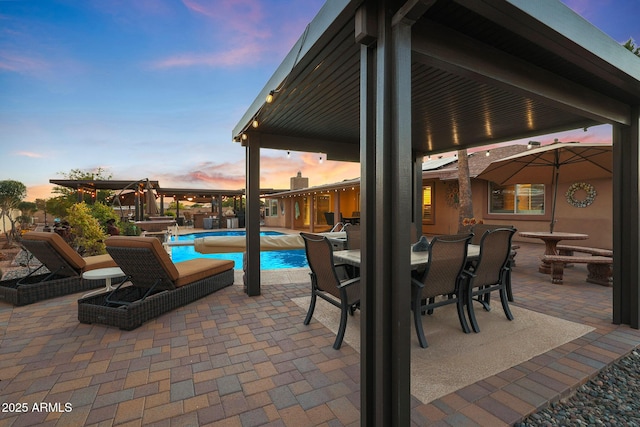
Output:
2 0 639 202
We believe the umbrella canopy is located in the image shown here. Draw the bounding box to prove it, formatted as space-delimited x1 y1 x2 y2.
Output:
476 142 612 232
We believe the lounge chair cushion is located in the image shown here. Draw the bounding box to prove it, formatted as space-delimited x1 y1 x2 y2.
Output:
173 259 234 287
105 236 234 287
84 254 119 271
22 231 118 273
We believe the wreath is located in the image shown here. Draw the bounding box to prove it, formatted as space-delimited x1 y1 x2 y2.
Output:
565 182 596 208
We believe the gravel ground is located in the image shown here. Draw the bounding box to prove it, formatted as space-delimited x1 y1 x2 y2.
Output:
515 349 640 426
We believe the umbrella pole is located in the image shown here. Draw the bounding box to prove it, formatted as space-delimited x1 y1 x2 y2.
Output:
550 165 559 233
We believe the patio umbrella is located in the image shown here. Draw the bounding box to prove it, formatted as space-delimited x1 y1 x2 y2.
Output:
476 142 612 233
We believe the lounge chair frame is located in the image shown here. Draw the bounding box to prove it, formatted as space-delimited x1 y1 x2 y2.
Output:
0 233 117 306
78 237 234 330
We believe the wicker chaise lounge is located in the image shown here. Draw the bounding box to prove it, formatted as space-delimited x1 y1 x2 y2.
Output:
78 236 235 330
0 231 119 306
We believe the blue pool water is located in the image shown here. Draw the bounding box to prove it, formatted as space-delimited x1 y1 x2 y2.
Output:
169 230 309 270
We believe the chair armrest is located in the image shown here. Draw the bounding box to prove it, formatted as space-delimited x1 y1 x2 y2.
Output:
337 277 360 289
411 277 424 289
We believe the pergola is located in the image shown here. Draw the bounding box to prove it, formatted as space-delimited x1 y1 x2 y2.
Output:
232 1 640 425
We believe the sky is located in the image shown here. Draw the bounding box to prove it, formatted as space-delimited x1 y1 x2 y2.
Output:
1 0 639 202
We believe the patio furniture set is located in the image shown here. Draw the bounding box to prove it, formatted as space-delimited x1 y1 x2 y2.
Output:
301 225 516 349
0 232 235 330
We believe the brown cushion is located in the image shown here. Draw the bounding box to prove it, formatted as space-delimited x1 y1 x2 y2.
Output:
174 259 234 287
23 231 86 270
84 254 118 272
106 236 180 281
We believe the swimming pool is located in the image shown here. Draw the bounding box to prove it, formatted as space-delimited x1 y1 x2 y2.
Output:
169 230 309 270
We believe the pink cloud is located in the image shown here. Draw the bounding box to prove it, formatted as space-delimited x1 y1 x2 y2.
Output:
14 151 44 158
151 43 262 69
0 50 50 75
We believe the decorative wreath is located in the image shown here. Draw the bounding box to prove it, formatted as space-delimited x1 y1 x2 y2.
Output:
565 182 596 208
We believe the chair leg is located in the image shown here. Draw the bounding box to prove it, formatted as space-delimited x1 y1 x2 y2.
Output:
334 305 349 349
413 297 428 348
456 297 471 334
506 269 514 302
499 287 514 321
304 293 317 325
466 287 480 333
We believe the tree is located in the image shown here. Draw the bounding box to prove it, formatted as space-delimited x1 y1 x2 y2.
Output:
52 167 114 206
456 149 475 233
0 180 27 246
17 201 37 231
623 38 640 57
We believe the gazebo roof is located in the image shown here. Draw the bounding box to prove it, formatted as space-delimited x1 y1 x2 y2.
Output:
234 0 639 160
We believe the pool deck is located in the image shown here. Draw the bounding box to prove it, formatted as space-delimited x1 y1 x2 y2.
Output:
1 228 639 426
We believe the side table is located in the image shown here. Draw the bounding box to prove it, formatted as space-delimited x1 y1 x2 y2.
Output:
82 267 125 298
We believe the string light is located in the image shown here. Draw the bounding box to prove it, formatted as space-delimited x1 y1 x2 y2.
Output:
485 150 491 156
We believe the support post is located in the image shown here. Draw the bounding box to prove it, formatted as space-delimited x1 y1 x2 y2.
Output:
613 106 640 328
359 2 412 425
245 137 261 296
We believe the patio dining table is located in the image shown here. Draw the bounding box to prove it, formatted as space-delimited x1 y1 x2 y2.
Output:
333 244 480 271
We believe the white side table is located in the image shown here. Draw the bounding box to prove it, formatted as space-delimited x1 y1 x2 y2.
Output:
82 267 125 298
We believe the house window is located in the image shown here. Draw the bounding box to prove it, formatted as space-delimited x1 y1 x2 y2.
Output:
269 200 278 217
422 184 435 224
489 183 545 214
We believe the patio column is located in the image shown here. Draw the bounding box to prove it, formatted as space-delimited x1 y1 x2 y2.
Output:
613 105 640 328
245 136 261 296
358 2 413 425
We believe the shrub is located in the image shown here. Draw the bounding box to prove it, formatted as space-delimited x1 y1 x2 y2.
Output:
65 202 108 256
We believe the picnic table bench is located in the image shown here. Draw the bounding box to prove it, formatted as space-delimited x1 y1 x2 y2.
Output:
542 254 613 286
556 245 613 257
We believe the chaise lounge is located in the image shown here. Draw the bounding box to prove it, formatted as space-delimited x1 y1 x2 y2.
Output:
0 231 120 306
78 236 235 330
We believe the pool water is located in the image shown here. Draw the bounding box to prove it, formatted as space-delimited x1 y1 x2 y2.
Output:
169 230 309 270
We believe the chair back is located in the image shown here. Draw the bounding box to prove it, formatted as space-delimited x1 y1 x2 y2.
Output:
21 231 86 276
106 236 179 290
471 228 516 287
300 233 341 300
420 233 472 298
324 212 335 226
345 225 361 250
470 224 514 245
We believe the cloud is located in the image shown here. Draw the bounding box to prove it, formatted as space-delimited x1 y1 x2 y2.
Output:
0 50 50 76
151 43 262 69
14 151 44 158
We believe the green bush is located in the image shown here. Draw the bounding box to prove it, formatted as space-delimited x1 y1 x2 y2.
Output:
120 221 141 236
90 202 119 234
65 202 108 256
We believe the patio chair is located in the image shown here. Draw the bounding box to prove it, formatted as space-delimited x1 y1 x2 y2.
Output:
412 233 473 348
464 228 516 333
301 232 361 350
471 223 518 300
0 231 119 306
78 236 234 330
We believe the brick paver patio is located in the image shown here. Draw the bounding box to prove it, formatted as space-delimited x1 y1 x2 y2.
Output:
1 239 639 426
